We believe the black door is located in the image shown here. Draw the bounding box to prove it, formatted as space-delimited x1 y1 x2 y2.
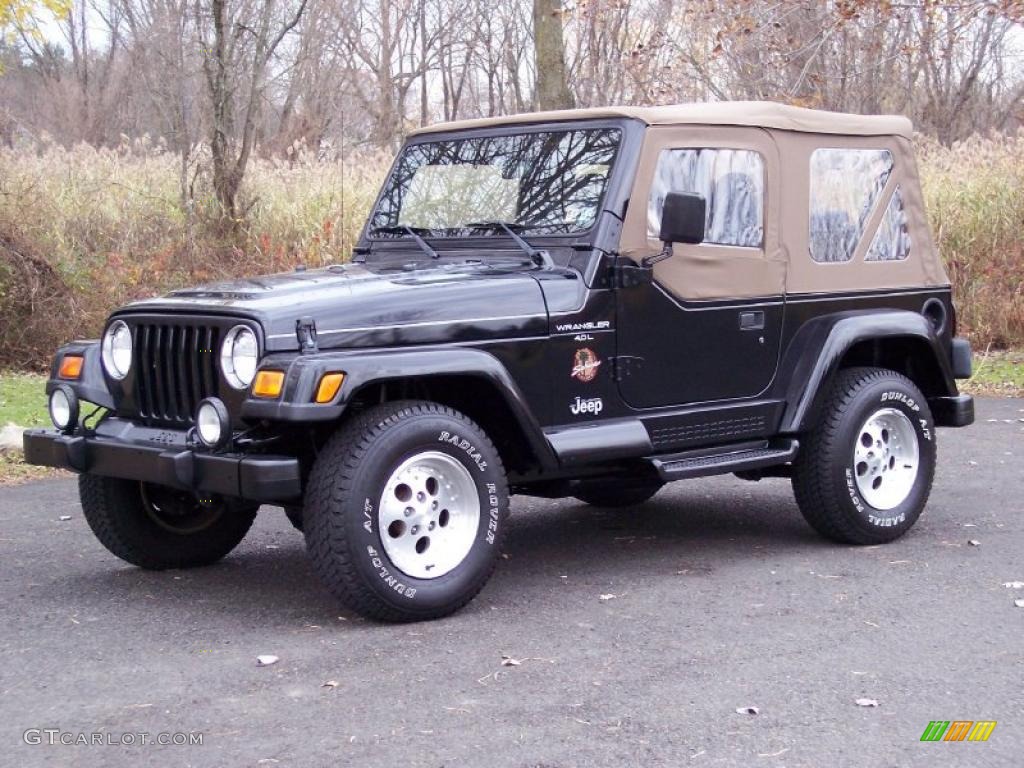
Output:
616 282 784 407
615 136 784 408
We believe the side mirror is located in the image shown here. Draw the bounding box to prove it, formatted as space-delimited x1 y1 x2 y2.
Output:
644 192 706 268
659 191 706 246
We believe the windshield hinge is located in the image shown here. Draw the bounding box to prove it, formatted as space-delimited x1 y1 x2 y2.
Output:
296 316 319 353
611 261 653 289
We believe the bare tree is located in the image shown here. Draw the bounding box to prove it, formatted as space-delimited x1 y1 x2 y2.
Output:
195 0 307 223
533 0 573 110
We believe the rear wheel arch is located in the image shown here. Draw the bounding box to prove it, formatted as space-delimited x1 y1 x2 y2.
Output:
838 336 949 397
779 313 957 434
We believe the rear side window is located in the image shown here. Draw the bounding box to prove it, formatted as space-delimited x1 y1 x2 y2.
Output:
648 148 764 248
809 148 893 263
865 187 911 261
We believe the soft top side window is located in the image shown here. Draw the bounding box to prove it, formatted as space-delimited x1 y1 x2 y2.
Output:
865 186 911 262
648 148 764 248
809 148 893 263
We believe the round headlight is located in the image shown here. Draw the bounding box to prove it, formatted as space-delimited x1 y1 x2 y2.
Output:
195 398 230 449
49 385 79 432
101 320 133 380
221 325 259 389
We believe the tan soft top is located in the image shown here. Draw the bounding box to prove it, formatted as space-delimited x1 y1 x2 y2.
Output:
409 101 913 139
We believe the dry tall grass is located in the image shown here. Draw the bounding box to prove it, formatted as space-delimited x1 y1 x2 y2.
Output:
0 134 1021 369
918 134 1024 349
0 138 389 368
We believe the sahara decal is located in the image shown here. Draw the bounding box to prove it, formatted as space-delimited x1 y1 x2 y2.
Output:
571 348 602 383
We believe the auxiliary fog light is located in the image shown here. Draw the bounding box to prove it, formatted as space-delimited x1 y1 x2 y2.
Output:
195 398 231 450
49 384 79 432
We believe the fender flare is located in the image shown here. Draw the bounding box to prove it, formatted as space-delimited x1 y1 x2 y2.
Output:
776 310 957 434
242 346 557 468
46 341 115 409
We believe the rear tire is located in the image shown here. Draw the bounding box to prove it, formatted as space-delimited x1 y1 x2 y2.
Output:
304 400 508 622
573 481 662 508
792 367 936 544
284 505 304 532
79 475 257 569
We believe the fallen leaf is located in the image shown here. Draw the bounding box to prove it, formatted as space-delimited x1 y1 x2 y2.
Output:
322 680 339 688
500 655 522 667
256 655 279 667
735 706 760 715
1014 599 1024 608
855 698 879 707
1003 582 1024 589
599 593 617 601
59 515 71 521
968 539 981 547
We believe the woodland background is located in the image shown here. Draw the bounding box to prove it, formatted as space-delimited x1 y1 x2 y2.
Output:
1 0 1023 369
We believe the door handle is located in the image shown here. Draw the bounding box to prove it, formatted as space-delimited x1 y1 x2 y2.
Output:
739 311 765 331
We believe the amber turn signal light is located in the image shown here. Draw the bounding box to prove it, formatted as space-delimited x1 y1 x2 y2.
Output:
59 355 84 380
252 370 285 399
315 373 345 404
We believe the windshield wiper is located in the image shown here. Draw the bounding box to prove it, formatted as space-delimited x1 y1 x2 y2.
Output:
369 225 440 259
464 221 553 267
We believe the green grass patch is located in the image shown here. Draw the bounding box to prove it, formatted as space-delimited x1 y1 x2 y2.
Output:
961 349 1024 397
0 371 48 427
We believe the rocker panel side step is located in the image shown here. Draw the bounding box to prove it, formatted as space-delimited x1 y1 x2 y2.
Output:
651 438 799 481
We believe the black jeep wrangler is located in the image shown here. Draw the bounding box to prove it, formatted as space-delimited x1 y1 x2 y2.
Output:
25 102 974 621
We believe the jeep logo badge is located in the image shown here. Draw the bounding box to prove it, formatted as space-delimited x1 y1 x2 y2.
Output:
570 396 603 416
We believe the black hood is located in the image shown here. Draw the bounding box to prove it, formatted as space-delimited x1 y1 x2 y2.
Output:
118 259 558 351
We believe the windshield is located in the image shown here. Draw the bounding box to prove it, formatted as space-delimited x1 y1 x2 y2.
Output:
369 127 621 238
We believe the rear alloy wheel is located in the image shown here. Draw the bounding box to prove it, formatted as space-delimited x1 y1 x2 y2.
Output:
792 367 936 544
79 475 257 569
304 400 508 622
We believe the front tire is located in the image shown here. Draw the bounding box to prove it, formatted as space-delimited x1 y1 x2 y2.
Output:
792 367 936 544
79 476 257 569
304 401 508 622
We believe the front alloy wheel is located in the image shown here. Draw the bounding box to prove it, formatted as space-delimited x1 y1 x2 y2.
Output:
303 400 508 622
379 451 480 579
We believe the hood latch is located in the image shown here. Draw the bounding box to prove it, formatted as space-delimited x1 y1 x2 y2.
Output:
296 316 319 353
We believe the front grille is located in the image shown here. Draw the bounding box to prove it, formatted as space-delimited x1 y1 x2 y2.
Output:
133 322 221 425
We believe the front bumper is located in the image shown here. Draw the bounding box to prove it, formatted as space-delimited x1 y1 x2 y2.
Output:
23 423 302 503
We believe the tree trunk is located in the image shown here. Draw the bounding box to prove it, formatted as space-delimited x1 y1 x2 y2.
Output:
532 0 574 110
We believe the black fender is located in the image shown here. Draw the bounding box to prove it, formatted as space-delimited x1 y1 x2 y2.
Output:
242 346 558 469
45 340 115 410
776 310 958 434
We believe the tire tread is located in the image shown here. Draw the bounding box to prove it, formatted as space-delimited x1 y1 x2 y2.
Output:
792 366 935 544
304 400 506 622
